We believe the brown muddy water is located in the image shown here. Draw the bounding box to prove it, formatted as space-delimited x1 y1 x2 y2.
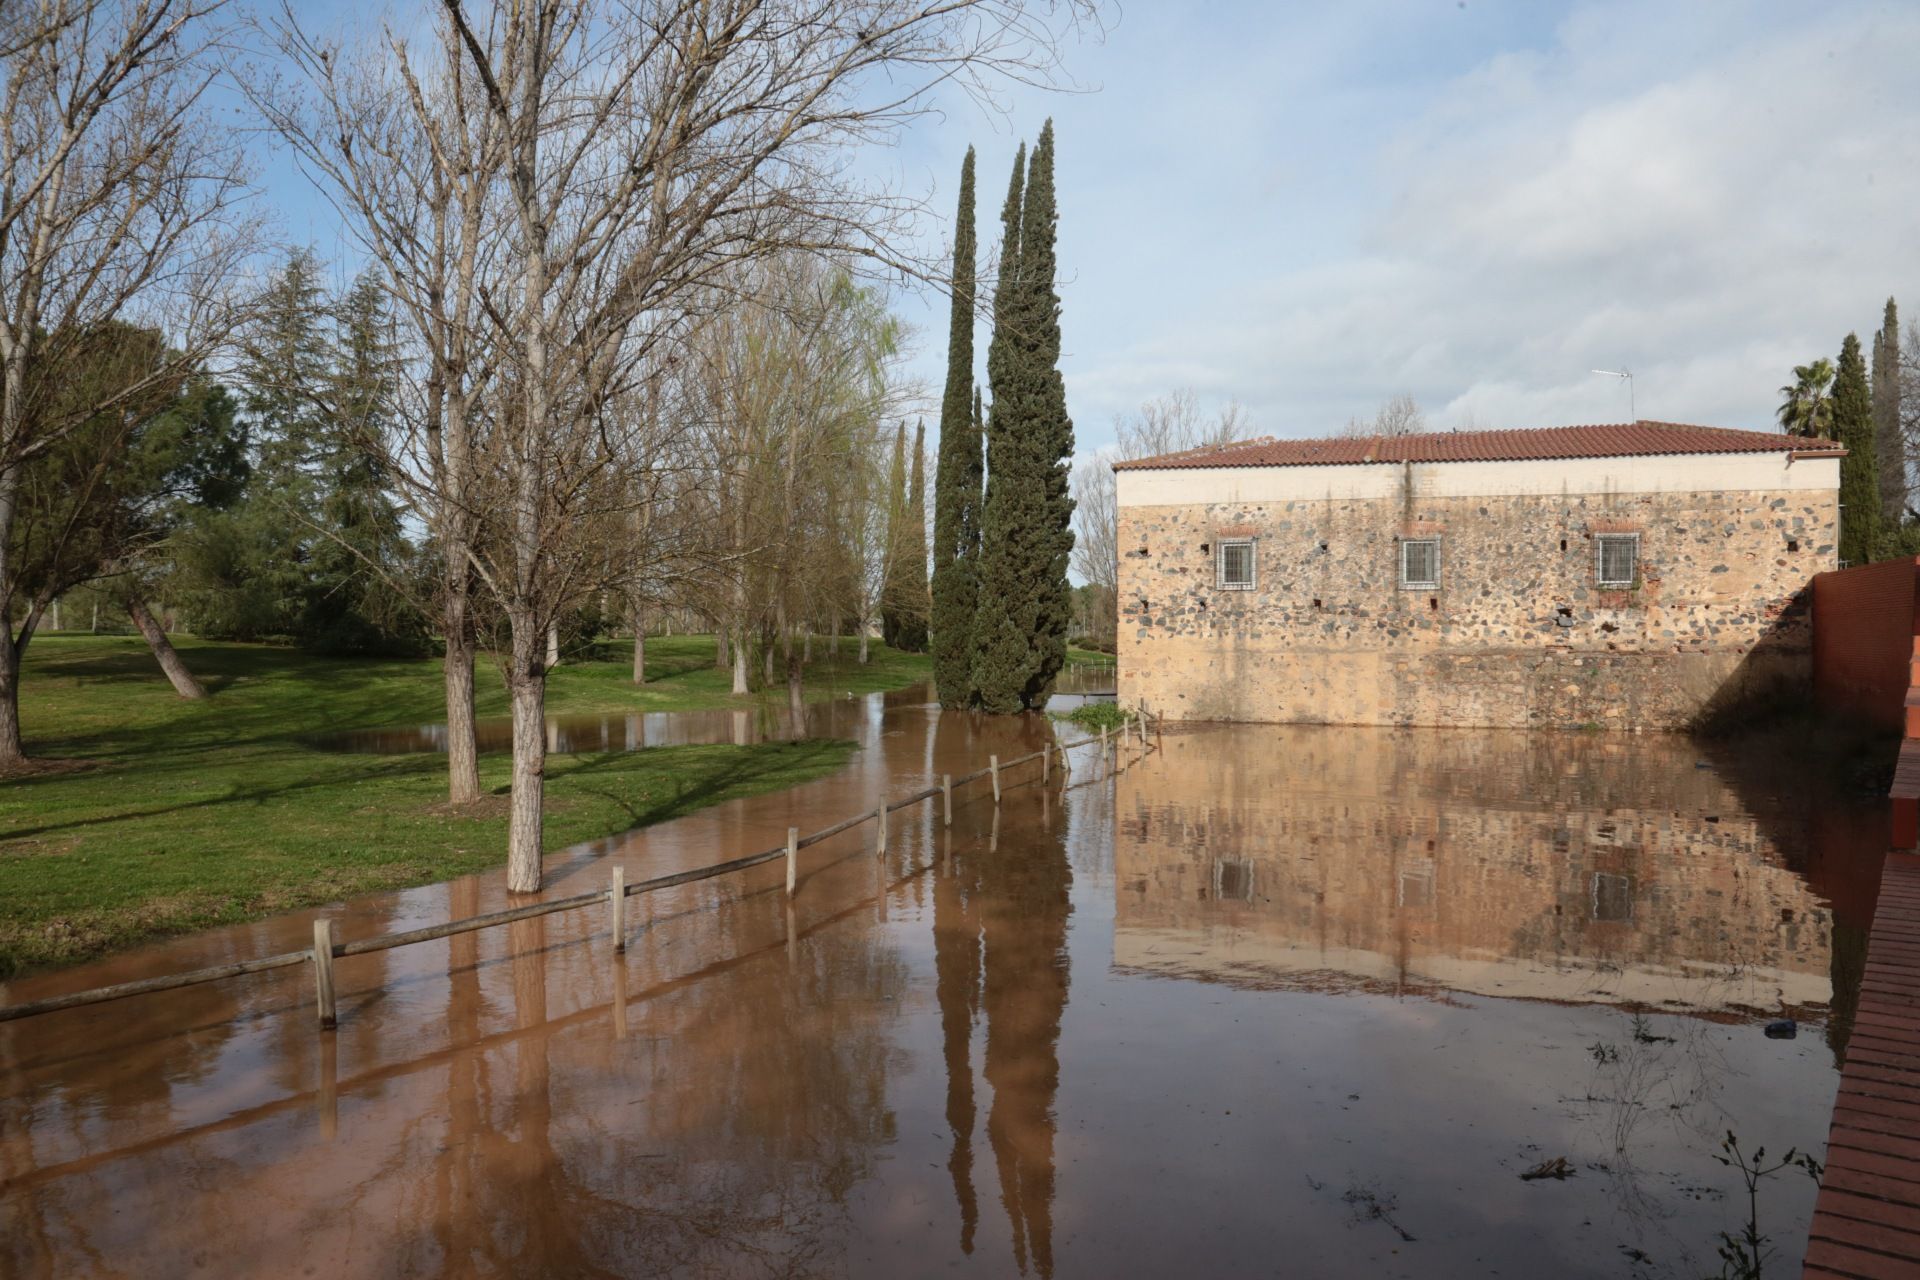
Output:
0 697 1886 1279
301 666 1116 754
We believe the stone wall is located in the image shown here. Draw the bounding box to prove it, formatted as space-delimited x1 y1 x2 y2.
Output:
1115 466 1837 729
1109 726 1839 1014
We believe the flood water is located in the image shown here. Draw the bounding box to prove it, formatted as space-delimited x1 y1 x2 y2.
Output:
0 695 1886 1278
301 665 1117 754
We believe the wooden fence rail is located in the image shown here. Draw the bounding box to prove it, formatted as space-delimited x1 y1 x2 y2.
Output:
0 710 1159 1029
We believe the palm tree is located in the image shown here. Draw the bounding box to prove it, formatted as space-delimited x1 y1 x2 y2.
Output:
1778 358 1837 438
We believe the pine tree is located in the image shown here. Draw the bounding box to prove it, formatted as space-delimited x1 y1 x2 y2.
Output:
1836 332 1881 566
306 271 426 654
930 147 980 705
896 418 930 652
1875 297 1906 524
972 122 1075 712
879 422 908 647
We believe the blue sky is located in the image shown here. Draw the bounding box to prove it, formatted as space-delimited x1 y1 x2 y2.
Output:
253 1 1920 458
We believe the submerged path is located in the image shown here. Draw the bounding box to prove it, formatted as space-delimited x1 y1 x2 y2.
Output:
1805 852 1920 1278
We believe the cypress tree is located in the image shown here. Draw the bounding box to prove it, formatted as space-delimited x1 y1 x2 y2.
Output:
897 418 930 652
931 147 980 705
880 422 908 648
1875 297 1906 524
973 122 1075 712
1836 331 1881 566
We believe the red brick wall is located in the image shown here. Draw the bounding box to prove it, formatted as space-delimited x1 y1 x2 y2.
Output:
1813 557 1920 733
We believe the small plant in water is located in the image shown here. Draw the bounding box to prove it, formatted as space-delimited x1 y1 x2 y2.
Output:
1707 1131 1822 1280
1631 1013 1675 1045
1589 1040 1621 1065
1054 701 1132 733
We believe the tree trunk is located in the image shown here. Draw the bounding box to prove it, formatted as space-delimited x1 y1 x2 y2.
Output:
731 628 750 695
443 589 482 806
90 600 98 633
506 622 546 894
803 629 812 664
49 597 59 632
631 604 646 684
545 623 560 669
786 646 805 739
859 625 870 664
716 628 728 670
0 628 23 766
127 593 206 699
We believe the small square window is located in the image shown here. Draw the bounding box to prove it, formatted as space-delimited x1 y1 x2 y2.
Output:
1400 538 1439 590
1214 858 1254 902
1596 534 1639 588
1217 539 1255 590
1592 871 1635 922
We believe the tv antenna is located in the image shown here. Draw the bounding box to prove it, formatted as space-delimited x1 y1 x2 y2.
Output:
1591 368 1635 421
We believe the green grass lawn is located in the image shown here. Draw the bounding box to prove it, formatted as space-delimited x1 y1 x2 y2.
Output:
1066 645 1115 665
0 633 930 977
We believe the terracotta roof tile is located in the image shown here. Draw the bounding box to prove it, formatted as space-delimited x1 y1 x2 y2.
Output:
1111 421 1845 470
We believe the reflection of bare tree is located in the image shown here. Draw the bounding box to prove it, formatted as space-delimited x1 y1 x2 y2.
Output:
933 830 983 1253
979 798 1072 1278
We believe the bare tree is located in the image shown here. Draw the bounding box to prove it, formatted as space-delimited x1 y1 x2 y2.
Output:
269 0 1088 891
1071 387 1248 649
1339 392 1426 438
0 0 252 766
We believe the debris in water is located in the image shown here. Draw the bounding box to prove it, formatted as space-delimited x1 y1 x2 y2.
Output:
1521 1157 1576 1181
1764 1020 1797 1040
1342 1181 1416 1243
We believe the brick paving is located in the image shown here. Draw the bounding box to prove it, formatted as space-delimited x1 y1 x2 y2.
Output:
1805 852 1920 1278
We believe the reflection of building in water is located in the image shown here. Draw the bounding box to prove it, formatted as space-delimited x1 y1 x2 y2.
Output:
1113 728 1838 1016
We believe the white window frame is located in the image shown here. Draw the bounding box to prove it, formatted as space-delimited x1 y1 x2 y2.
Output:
1217 538 1256 591
1213 857 1254 902
1399 538 1440 590
1595 533 1639 589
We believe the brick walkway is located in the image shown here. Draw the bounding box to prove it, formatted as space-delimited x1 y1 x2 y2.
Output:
1804 852 1920 1278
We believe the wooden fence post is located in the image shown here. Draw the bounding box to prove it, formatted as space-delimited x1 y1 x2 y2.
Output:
1122 718 1130 749
942 774 952 826
312 918 337 1031
610 866 626 953
990 755 1001 804
876 804 888 857
1043 746 1050 784
786 826 799 896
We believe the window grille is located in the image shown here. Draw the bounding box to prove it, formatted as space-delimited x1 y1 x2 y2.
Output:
1217 539 1255 590
1400 538 1440 590
1596 534 1639 588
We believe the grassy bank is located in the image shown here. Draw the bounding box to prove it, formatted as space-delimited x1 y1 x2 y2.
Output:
0 634 930 976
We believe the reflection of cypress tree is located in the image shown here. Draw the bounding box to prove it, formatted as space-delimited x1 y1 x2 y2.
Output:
1827 919 1868 1066
979 804 1071 1277
933 834 983 1252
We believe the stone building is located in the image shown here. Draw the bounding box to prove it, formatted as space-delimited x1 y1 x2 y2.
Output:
1112 421 1844 729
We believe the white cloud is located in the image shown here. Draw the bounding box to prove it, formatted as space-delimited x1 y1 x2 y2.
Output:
1009 0 1920 445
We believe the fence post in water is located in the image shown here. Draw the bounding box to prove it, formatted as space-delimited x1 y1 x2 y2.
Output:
990 755 1001 804
610 865 626 953
876 804 888 857
312 918 337 1030
786 827 799 895
942 774 952 826
1043 745 1050 784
